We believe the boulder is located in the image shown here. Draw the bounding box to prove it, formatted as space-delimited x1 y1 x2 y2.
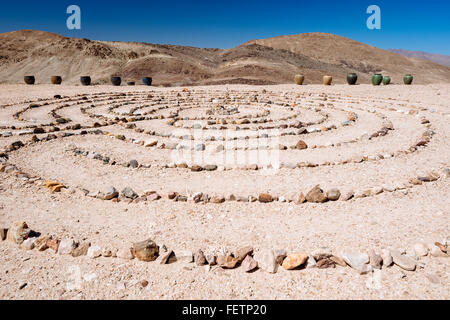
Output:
254 249 278 273
306 185 328 203
132 239 159 262
7 221 30 244
282 253 308 270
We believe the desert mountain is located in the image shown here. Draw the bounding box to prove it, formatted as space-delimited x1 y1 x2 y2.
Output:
1 30 449 85
388 49 450 67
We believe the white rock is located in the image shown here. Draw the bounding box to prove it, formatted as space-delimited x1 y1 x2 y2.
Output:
58 238 76 255
254 249 278 273
87 246 102 259
20 237 37 250
381 249 393 267
413 243 428 257
341 252 371 274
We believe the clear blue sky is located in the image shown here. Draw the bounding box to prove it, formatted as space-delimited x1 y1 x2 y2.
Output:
1 0 449 54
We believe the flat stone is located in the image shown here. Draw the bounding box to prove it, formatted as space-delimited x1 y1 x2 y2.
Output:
258 193 273 203
341 252 371 274
241 255 258 272
282 253 308 270
391 249 416 271
234 246 254 262
117 246 134 260
72 242 90 257
176 250 193 263
132 239 159 262
254 249 278 273
58 238 77 255
87 246 102 259
306 185 328 203
194 249 207 266
46 239 60 252
7 221 30 244
330 255 347 267
430 245 447 257
326 188 341 201
413 243 429 257
210 196 225 204
34 236 50 251
217 255 239 269
296 140 308 150
103 186 118 200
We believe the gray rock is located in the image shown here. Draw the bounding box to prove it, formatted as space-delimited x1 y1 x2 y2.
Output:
121 187 138 199
391 249 416 271
104 186 118 200
254 249 278 273
194 249 207 266
129 160 139 168
195 144 206 151
341 252 371 274
326 188 341 201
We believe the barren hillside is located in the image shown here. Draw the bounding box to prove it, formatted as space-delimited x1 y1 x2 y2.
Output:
1 30 449 85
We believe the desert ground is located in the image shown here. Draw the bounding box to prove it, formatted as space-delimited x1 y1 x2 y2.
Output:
0 83 449 300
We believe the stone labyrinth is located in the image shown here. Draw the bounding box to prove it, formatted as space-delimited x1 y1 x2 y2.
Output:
1 87 449 205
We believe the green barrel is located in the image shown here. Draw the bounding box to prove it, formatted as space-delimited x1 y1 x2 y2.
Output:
372 74 383 85
347 73 358 85
403 74 413 85
382 76 391 85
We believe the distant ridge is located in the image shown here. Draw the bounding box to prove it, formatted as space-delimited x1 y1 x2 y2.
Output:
0 30 449 85
388 49 450 67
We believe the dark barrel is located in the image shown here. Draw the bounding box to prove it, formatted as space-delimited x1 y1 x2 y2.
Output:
347 73 358 85
111 76 121 86
51 76 62 85
80 76 91 86
24 76 35 85
142 77 152 86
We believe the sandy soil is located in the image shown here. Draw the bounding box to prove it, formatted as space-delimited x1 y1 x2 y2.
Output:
0 83 449 300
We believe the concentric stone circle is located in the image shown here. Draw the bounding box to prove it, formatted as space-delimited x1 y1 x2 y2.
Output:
1 86 447 205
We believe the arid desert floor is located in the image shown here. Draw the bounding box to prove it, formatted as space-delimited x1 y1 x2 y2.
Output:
0 83 449 299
